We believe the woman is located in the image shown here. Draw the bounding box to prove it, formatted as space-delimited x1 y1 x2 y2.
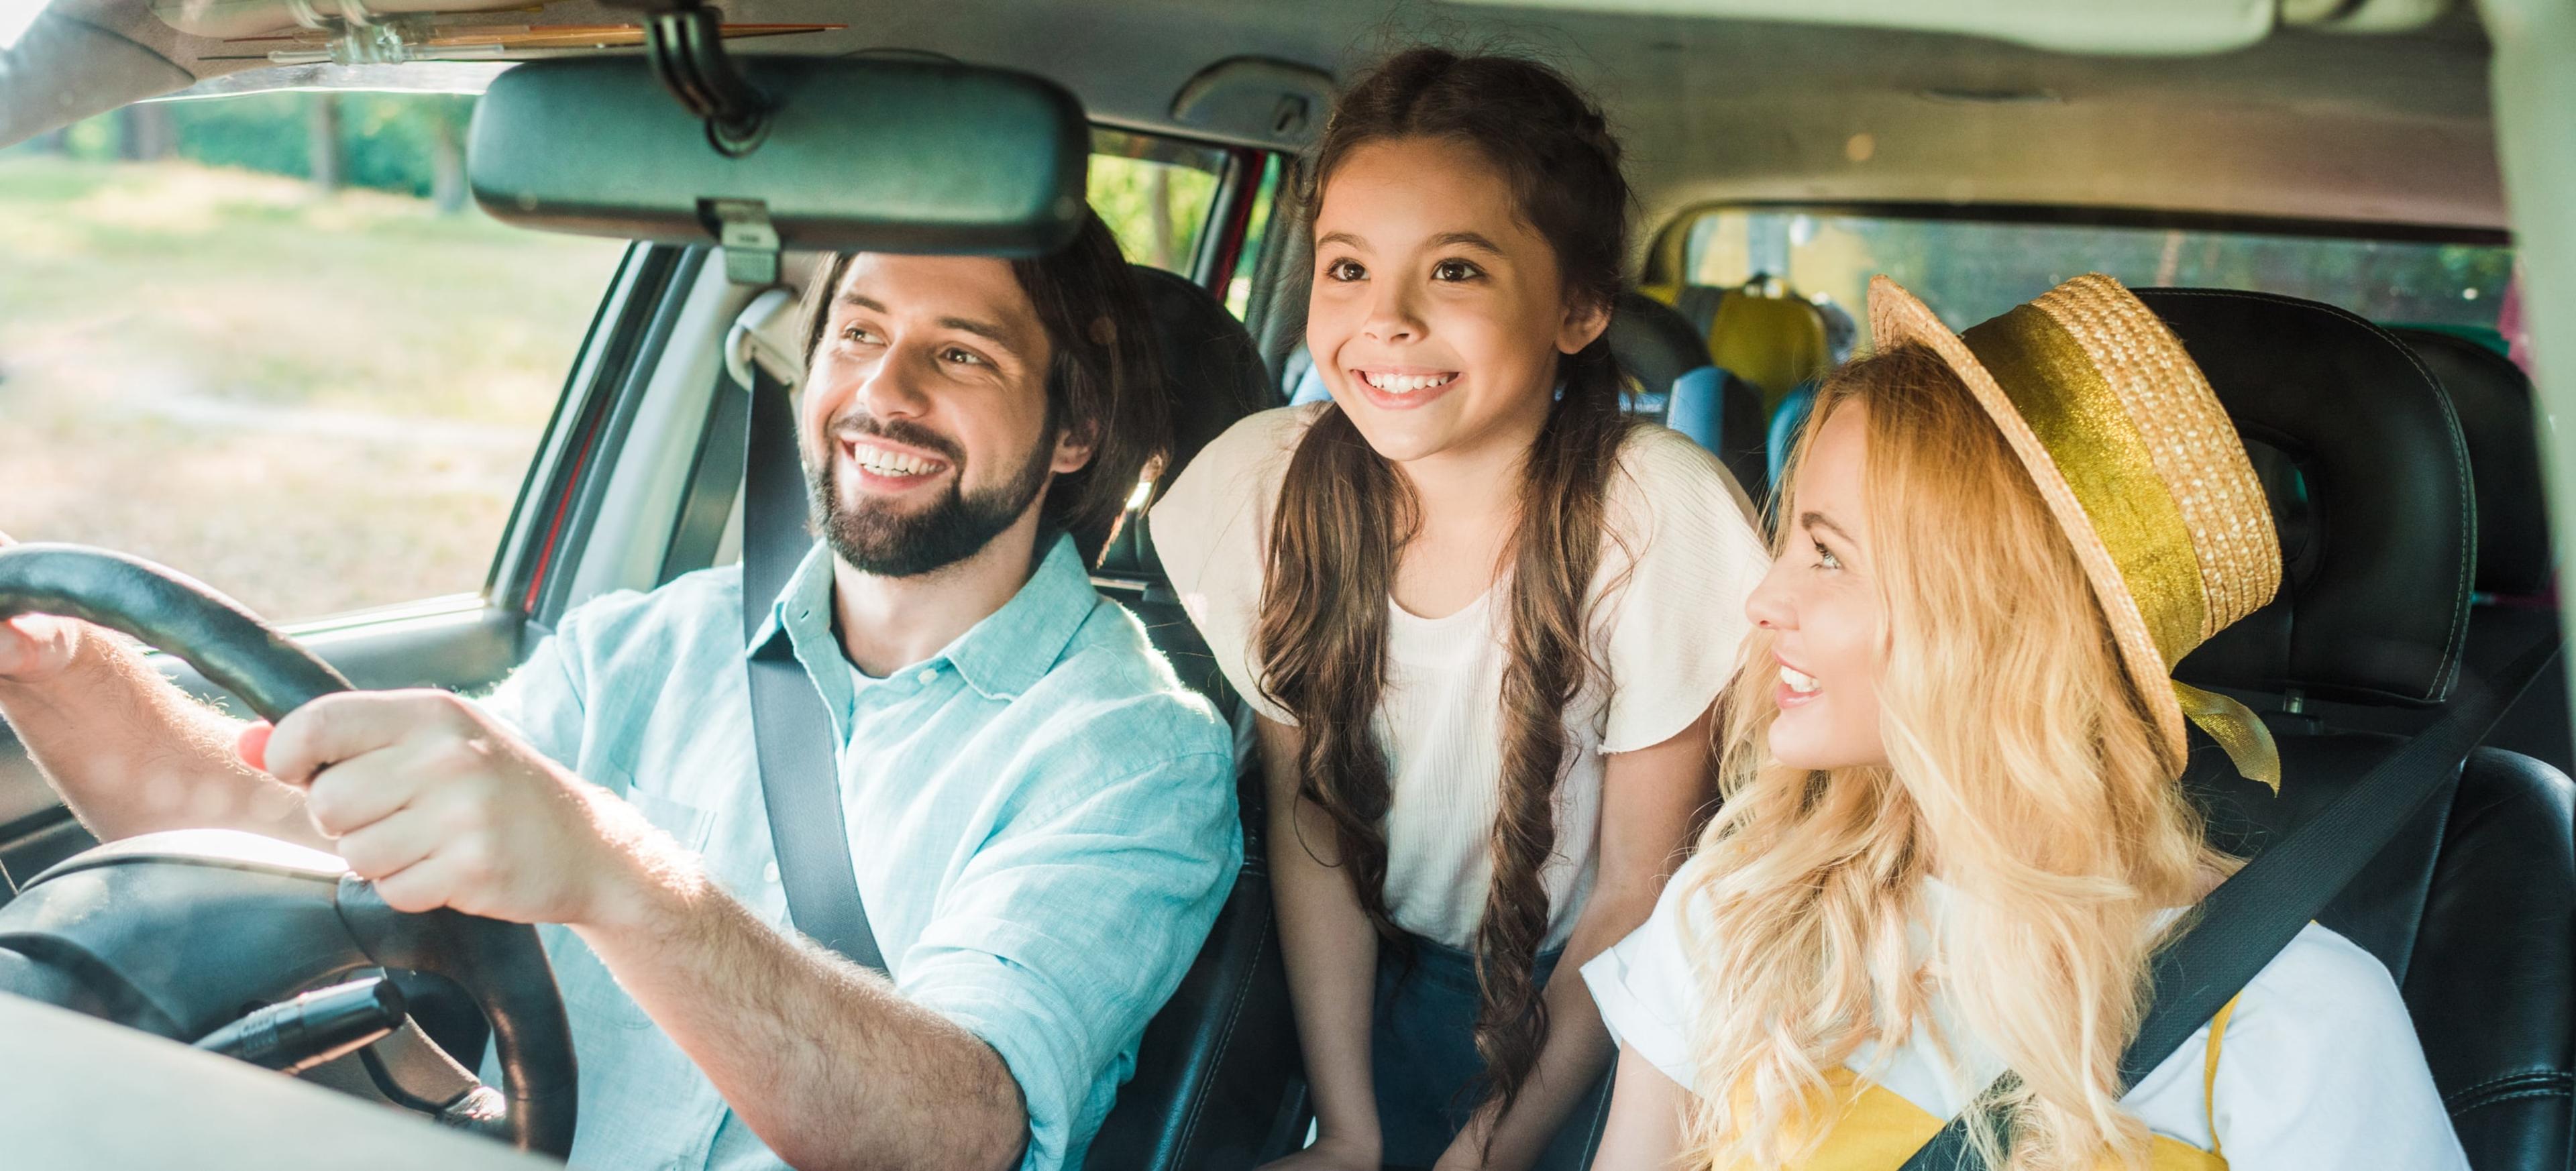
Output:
1152 48 1768 1171
1582 275 2467 1169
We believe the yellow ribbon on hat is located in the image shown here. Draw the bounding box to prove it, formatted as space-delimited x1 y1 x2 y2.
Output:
1962 306 2282 791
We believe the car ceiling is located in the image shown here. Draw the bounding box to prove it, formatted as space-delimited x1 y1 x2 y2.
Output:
45 0 2507 233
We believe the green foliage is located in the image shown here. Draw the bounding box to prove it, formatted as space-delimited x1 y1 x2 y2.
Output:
61 117 119 159
338 93 472 196
23 91 1213 243
164 92 312 177
16 91 472 199
1089 154 1220 272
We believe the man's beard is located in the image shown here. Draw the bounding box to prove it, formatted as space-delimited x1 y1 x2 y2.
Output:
810 415 1056 579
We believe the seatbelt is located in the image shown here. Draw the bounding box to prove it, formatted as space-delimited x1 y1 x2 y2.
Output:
1895 638 2563 1170
739 360 888 973
657 367 751 586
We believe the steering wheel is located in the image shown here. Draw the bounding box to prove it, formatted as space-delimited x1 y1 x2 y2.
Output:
0 543 577 1158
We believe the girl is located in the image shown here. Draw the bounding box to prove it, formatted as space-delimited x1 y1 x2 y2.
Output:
1152 48 1770 1171
1582 276 2468 1169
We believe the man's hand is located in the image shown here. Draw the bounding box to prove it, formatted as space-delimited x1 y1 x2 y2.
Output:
246 689 688 928
0 533 80 687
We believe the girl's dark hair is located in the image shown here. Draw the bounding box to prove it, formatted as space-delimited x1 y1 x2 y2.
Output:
796 211 1169 561
1254 46 1635 1128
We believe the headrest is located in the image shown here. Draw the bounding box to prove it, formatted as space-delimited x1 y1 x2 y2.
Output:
1706 289 1829 408
1099 266 1267 579
2145 288 2475 708
2392 328 2553 598
1130 266 1270 486
1611 290 1713 394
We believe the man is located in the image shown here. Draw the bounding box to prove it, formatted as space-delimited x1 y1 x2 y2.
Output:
0 213 1240 1171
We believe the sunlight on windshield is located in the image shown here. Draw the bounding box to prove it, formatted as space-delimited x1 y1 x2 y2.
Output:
0 0 53 50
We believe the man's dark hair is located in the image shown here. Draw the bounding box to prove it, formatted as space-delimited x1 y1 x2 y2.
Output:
795 211 1170 562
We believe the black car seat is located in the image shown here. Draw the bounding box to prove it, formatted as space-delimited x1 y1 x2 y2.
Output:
1097 267 1271 713
2392 327 2570 776
2143 288 2575 1171
1085 265 1305 1171
1612 290 1769 502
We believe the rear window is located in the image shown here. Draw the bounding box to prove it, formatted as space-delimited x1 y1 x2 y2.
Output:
1673 208 2515 349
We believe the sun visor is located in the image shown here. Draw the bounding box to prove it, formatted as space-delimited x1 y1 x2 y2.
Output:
468 56 1089 276
151 0 541 40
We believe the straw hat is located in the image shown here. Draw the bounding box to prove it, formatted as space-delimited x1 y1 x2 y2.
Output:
1870 273 2285 787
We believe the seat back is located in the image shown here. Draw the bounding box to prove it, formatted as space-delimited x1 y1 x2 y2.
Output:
1644 278 1830 411
1611 290 1768 502
2149 288 2575 1170
1085 266 1303 1171
2394 327 2570 777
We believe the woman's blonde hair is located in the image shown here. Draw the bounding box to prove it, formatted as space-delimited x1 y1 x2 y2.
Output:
1677 346 2234 1170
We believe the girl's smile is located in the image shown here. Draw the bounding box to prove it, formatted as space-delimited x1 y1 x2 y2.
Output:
1348 366 1464 410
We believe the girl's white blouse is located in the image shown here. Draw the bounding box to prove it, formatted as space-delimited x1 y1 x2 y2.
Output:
1150 404 1769 948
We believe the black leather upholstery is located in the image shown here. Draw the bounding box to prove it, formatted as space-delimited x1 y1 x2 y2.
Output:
2145 288 2476 708
1134 267 1274 494
1613 288 1713 396
2395 329 2553 598
2407 745 2576 1169
1099 267 1271 584
2142 288 2574 1170
1085 266 1304 1171
2392 328 2571 777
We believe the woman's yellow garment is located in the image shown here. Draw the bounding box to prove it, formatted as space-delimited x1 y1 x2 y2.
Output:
1744 999 2239 1170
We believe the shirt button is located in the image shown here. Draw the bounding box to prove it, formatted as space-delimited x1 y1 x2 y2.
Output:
763 861 781 883
915 669 937 685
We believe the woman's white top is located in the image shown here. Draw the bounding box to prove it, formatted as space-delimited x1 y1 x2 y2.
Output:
1150 404 1769 948
1582 858 2471 1168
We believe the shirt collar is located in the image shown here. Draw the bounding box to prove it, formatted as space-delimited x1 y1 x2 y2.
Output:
746 532 1098 703
944 532 1099 700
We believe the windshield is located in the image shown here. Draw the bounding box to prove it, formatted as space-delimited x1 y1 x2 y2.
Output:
1 91 626 622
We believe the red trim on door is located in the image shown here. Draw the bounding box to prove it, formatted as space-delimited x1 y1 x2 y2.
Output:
521 418 604 613
1203 148 1267 294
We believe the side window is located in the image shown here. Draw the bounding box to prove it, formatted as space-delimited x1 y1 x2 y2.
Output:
1087 128 1228 277
0 92 626 623
1671 208 2514 350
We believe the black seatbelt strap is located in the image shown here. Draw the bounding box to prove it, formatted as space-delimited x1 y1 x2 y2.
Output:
658 368 752 586
739 361 887 973
1896 638 2563 1170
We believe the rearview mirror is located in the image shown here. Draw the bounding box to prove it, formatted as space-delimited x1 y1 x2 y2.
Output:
468 56 1089 274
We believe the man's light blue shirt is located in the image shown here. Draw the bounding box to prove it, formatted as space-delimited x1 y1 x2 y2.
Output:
480 533 1241 1171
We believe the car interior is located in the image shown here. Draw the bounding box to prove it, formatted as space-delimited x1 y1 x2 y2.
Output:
1 0 2572 1168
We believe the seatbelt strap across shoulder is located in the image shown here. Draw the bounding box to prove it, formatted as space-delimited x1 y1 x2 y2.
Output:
739 361 888 974
1894 638 2562 1170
